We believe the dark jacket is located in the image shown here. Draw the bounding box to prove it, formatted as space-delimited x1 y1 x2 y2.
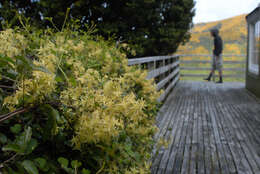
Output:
213 35 223 56
211 29 223 56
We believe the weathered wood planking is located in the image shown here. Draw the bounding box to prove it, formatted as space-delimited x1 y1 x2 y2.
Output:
128 55 179 66
158 74 180 102
180 67 245 72
128 55 180 102
181 74 245 78
147 61 179 79
156 68 179 90
152 81 260 174
179 54 246 57
180 60 246 64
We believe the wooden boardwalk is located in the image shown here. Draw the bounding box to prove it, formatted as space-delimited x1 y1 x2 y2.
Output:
152 81 260 174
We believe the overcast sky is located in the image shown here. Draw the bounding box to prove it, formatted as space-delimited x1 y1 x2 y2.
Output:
193 0 259 23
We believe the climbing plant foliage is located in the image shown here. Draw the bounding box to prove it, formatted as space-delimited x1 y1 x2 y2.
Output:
0 20 161 173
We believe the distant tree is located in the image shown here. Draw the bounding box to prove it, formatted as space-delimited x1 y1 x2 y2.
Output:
0 0 42 28
0 0 195 57
224 44 241 54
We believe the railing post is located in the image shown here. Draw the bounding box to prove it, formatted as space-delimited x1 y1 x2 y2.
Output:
178 54 245 81
128 55 180 102
177 56 180 81
148 61 154 72
163 59 166 79
138 63 142 69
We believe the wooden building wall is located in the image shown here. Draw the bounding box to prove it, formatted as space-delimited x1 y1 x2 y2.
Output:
246 6 260 98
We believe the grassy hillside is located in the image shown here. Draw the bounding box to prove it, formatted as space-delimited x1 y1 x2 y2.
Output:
177 14 247 55
177 14 247 82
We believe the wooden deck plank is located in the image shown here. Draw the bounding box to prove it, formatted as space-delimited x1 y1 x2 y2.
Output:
206 83 253 174
154 82 182 138
211 88 237 174
204 84 222 174
226 104 260 173
210 84 232 174
162 83 191 173
152 90 182 173
215 86 257 174
151 81 260 174
152 83 187 173
172 81 197 174
154 95 185 173
179 82 199 174
215 100 251 174
189 82 200 174
196 83 205 174
233 105 260 154
201 84 212 174
230 89 260 145
164 81 194 173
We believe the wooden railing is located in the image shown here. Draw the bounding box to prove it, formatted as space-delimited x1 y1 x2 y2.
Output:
179 54 246 80
128 55 180 102
127 54 245 101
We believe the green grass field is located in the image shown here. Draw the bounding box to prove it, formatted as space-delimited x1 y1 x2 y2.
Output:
180 56 246 82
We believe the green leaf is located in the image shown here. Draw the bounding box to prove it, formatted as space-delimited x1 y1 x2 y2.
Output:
58 157 69 168
0 133 7 144
32 65 51 74
25 138 38 155
0 60 14 69
6 167 19 174
2 127 35 155
0 54 15 64
82 168 91 174
6 69 18 79
55 76 63 83
71 160 82 169
0 54 15 69
19 127 32 148
69 77 77 87
24 127 32 144
51 106 62 124
21 160 39 174
10 124 22 134
16 56 33 73
40 104 59 140
2 144 23 153
34 158 47 170
16 55 32 67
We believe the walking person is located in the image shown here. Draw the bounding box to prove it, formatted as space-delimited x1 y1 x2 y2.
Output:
204 28 223 83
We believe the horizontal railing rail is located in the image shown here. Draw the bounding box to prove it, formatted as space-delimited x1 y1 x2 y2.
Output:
180 60 246 64
180 67 245 71
128 55 180 102
127 54 246 102
128 55 180 65
180 54 246 57
179 54 246 80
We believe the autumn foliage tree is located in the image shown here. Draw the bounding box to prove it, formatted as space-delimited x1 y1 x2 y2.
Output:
177 14 247 55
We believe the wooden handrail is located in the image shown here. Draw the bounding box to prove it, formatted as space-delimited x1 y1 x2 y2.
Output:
128 55 180 102
179 54 246 80
147 61 179 79
128 55 179 66
180 60 246 64
180 67 245 71
127 53 246 102
181 74 245 78
179 54 246 57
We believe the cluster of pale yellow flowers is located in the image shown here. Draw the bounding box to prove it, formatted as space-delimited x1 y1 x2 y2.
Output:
4 71 56 111
2 28 161 173
0 29 27 58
